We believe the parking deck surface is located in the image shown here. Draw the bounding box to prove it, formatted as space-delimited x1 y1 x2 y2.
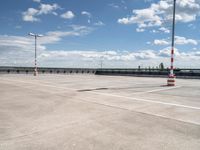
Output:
0 74 200 150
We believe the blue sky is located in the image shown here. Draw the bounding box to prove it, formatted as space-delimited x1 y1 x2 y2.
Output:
0 0 200 68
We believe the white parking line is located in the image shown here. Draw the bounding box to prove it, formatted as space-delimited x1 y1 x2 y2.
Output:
1 78 200 110
133 86 182 94
88 91 200 110
74 96 200 126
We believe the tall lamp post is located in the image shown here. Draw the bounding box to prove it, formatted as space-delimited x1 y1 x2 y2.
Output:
167 0 176 86
28 33 43 76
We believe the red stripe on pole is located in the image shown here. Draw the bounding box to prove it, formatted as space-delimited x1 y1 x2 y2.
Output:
171 58 174 62
171 49 174 54
168 80 175 82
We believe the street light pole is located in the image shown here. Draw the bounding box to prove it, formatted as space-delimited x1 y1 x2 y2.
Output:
28 33 43 76
34 35 37 76
167 0 176 86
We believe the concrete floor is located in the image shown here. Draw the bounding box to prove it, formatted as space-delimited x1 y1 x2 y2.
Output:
0 74 200 150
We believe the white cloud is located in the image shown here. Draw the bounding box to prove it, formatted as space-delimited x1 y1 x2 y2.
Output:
52 12 58 16
43 25 92 44
118 0 200 30
146 41 151 45
159 27 170 33
21 26 91 47
81 11 92 17
33 0 41 3
0 26 94 66
81 11 92 24
94 21 105 26
136 28 145 32
22 3 60 22
0 35 200 68
158 47 178 57
193 47 197 50
0 35 45 66
188 23 196 29
0 26 92 52
154 39 169 45
175 36 198 45
109 1 127 10
38 3 59 15
108 3 120 9
144 0 153 2
153 36 198 45
151 29 159 33
177 0 200 9
118 2 164 27
60 11 75 19
87 19 91 24
22 8 39 22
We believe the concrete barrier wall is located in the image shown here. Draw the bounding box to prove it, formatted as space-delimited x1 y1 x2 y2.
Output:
0 67 96 75
95 69 200 79
0 67 200 79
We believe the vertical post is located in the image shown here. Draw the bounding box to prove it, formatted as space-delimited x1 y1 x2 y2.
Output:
100 59 103 69
171 0 176 76
168 0 176 86
100 55 103 69
34 36 38 76
29 33 43 76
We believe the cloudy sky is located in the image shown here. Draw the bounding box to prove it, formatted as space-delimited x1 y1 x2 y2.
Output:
0 0 200 68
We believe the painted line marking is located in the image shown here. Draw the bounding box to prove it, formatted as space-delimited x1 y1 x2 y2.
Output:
88 91 200 110
1 78 200 110
132 86 182 94
74 96 200 126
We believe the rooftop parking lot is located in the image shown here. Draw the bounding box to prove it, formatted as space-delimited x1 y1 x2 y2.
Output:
0 74 200 150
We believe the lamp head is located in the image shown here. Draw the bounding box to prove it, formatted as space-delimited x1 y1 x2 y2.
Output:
28 32 35 36
37 34 43 37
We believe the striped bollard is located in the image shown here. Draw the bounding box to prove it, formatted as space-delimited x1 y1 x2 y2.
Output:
167 75 175 86
167 48 175 86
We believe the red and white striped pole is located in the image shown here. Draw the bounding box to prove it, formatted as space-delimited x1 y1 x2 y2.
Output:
167 0 176 86
28 33 43 76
